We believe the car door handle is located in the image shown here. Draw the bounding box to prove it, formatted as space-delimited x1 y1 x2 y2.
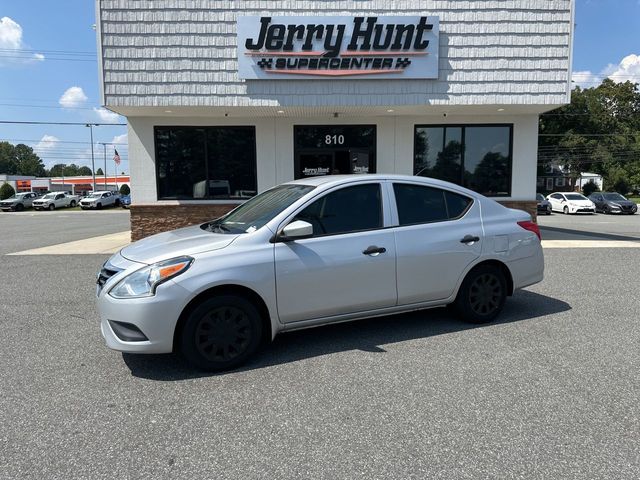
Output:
362 246 386 256
460 235 480 244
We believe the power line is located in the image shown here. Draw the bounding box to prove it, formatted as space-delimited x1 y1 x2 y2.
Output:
0 120 126 126
2 138 127 145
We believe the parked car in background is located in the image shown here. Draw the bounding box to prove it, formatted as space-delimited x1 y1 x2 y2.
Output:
588 192 637 214
120 194 131 209
80 191 120 210
0 192 40 212
96 174 544 371
536 193 551 215
32 192 79 211
547 192 595 214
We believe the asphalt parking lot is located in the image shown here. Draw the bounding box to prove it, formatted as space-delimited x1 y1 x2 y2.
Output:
0 211 638 478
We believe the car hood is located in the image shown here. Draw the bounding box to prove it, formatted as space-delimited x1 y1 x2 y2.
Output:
607 200 635 207
0 199 17 204
568 199 593 205
120 224 239 264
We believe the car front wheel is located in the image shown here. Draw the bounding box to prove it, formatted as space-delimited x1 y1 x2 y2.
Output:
180 295 263 371
563 206 569 214
48 204 55 211
453 264 507 324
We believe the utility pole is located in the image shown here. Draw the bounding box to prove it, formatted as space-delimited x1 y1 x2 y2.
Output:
99 143 107 190
86 124 97 191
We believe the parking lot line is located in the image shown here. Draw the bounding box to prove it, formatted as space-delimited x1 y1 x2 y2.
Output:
541 240 640 248
7 231 131 255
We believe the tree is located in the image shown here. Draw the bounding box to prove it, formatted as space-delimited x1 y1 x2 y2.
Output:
47 164 67 177
539 80 640 191
78 166 92 176
582 179 599 197
0 182 15 200
119 184 130 195
0 141 45 176
96 168 104 176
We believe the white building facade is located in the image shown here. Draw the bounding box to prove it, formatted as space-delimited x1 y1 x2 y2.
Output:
96 0 575 239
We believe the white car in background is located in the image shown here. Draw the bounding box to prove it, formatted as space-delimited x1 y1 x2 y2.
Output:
32 192 79 211
80 191 120 210
96 174 544 371
546 192 596 214
0 192 40 212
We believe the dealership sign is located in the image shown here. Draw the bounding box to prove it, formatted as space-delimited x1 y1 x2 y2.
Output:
237 16 439 79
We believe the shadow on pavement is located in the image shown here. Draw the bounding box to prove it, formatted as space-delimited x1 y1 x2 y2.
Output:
122 289 571 381
539 225 640 242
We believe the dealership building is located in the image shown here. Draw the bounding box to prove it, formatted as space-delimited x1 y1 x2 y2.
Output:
96 0 575 240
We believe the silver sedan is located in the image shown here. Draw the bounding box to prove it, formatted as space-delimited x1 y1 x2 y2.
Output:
96 175 544 371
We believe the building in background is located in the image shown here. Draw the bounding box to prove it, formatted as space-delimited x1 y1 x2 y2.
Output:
95 0 575 240
0 174 130 195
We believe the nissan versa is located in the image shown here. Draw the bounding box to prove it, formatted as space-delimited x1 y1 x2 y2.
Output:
96 175 544 371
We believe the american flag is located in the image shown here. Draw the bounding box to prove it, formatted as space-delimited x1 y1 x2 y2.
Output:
113 149 121 166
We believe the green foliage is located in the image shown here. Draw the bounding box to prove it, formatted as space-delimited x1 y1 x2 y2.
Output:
78 166 92 176
0 141 46 176
0 182 15 200
582 179 600 197
119 184 130 195
96 168 104 176
539 79 640 190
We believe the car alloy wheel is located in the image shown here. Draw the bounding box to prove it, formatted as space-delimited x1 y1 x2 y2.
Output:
180 295 262 371
70 200 76 207
563 206 569 214
96 203 102 209
453 264 507 324
15 203 24 212
48 204 55 211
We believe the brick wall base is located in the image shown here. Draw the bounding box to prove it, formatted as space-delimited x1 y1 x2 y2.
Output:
130 200 539 241
497 200 538 222
130 204 237 241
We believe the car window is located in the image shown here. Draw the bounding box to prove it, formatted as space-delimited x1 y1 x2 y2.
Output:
103 193 109 198
56 194 64 200
393 184 472 226
293 183 382 236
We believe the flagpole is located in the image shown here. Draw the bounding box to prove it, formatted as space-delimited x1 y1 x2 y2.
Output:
103 143 107 190
115 157 118 191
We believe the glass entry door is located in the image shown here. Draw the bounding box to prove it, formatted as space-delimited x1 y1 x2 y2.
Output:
294 125 376 179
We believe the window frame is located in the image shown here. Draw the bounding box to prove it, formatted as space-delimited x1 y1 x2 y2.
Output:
153 125 258 201
279 181 386 240
413 123 514 197
391 181 474 228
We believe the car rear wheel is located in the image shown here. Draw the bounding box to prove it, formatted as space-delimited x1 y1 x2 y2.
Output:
48 204 55 211
453 264 507 324
180 295 263 371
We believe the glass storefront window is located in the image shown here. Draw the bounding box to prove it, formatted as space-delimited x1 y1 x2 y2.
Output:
294 125 376 179
155 126 257 200
414 125 512 197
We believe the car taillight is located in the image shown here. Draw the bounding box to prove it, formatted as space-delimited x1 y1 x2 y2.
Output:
517 220 541 240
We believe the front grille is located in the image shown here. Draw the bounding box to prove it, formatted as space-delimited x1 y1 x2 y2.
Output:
97 262 122 294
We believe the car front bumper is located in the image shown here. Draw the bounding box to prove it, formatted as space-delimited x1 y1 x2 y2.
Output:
97 277 189 354
80 203 97 209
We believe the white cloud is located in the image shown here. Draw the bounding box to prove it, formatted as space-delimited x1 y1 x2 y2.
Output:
0 16 44 65
93 107 121 122
572 53 640 88
571 70 600 89
111 133 128 145
59 86 88 108
35 134 59 152
605 54 640 83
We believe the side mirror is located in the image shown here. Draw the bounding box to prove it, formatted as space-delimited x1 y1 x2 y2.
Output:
279 220 313 241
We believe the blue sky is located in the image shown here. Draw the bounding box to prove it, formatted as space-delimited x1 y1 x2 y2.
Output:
0 0 639 174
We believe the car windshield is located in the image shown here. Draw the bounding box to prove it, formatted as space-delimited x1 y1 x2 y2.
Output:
42 193 56 199
536 194 546 201
603 193 626 201
566 194 587 200
88 193 102 198
202 184 315 234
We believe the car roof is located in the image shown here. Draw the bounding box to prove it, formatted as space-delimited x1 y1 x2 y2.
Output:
283 174 479 196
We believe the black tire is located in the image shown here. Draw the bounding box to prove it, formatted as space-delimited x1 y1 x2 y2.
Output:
70 200 76 207
48 204 55 211
15 203 24 212
604 205 610 214
114 199 120 207
453 264 507 324
180 295 263 371
563 206 569 215
96 202 102 210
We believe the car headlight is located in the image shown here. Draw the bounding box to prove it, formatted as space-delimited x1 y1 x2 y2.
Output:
109 256 193 299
